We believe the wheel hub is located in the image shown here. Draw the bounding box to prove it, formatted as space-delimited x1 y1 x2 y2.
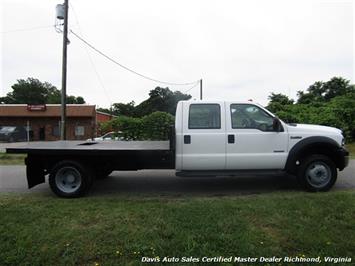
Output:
55 167 82 193
66 174 75 183
306 162 331 188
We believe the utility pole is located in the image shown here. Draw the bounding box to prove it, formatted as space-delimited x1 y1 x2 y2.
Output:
60 0 69 140
200 79 203 100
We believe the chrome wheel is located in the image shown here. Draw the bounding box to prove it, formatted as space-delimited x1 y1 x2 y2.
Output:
305 161 331 188
55 166 82 193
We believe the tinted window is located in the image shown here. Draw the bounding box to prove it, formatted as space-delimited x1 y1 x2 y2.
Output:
230 104 274 131
189 104 221 129
0 127 16 133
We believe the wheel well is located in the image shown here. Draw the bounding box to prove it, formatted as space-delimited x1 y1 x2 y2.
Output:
286 143 341 174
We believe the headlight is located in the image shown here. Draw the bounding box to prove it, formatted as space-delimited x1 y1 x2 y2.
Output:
341 138 345 146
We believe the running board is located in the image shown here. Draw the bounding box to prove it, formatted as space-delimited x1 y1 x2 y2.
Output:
176 170 285 177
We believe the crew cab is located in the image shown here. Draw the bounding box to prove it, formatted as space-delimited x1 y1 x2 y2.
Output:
6 100 349 197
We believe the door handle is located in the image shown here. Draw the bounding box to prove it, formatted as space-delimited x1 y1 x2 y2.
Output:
228 134 235 143
184 135 191 144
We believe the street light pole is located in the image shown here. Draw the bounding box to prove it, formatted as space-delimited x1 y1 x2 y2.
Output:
60 0 69 140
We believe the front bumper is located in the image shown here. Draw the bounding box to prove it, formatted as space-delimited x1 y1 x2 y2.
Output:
337 147 349 171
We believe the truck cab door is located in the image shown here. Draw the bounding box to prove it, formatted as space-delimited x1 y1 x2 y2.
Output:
181 102 226 170
226 103 288 170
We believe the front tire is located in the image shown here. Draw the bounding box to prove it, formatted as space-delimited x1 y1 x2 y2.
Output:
297 154 337 192
49 160 93 198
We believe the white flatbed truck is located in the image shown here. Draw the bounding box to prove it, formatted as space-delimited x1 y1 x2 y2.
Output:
6 101 349 197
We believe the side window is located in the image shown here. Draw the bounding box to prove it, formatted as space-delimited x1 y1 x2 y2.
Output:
189 104 221 129
230 104 274 131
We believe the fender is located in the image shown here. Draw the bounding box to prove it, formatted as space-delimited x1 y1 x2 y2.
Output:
285 136 342 174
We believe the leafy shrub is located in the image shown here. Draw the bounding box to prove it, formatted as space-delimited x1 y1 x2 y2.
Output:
99 111 174 140
141 112 175 140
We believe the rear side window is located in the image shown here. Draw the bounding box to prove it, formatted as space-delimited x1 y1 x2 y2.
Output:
189 104 221 129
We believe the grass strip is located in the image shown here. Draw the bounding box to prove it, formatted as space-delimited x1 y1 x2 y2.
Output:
0 191 354 265
346 142 355 159
0 153 26 165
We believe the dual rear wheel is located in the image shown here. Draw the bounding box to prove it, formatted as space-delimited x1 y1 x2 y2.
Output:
49 160 111 198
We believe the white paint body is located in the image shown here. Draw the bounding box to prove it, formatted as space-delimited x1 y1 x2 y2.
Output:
175 100 344 171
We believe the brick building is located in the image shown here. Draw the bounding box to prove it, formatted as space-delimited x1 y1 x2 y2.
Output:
0 104 97 141
96 110 114 123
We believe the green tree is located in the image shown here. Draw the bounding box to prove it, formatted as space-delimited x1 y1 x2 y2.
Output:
3 78 53 104
107 87 191 117
112 101 136 116
75 96 85 104
134 87 191 116
47 86 62 104
274 92 355 140
297 77 354 104
266 93 294 113
66 95 86 104
267 77 355 140
323 77 353 100
0 77 86 104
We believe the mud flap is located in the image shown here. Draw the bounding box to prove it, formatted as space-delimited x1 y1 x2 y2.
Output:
26 157 45 189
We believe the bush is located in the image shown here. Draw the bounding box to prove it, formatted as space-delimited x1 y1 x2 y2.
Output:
141 112 175 140
99 112 174 140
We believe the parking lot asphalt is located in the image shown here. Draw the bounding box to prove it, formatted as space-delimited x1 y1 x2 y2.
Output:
0 160 354 197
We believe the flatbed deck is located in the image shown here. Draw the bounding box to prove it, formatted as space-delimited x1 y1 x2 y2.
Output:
5 141 174 192
6 140 171 155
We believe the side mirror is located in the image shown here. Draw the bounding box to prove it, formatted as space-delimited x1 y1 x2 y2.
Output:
272 117 282 132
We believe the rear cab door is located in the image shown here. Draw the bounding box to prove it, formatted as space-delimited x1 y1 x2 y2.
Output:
180 101 226 170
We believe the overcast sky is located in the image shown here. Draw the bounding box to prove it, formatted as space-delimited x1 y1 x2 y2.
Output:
0 0 354 108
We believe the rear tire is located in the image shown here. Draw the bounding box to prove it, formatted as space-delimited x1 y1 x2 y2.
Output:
49 160 93 198
297 154 337 192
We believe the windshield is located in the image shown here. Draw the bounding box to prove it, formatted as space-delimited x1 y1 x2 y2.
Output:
0 126 16 133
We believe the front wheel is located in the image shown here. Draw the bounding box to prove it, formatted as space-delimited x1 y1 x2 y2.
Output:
49 160 93 198
297 154 337 192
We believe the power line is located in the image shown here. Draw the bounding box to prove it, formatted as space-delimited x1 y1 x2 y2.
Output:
184 81 200 94
0 25 54 34
69 2 113 107
70 30 199 86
